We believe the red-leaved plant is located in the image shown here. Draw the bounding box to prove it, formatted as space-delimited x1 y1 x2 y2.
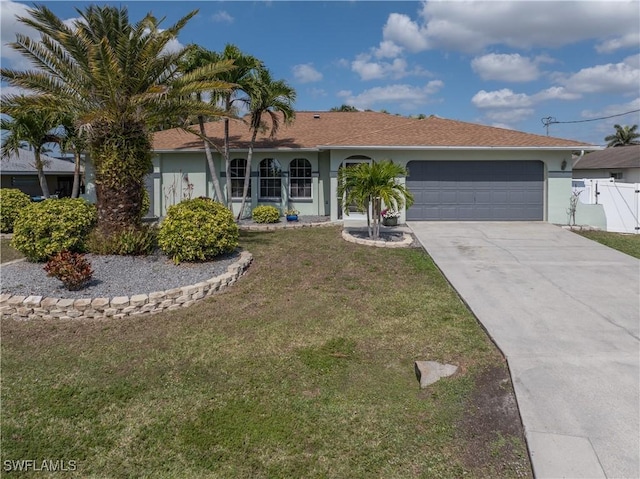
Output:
44 251 94 291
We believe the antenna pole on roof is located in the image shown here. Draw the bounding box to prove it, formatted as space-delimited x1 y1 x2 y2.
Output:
541 116 556 136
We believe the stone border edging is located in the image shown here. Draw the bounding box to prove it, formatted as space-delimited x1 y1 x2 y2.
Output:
342 229 413 248
239 221 340 231
0 251 253 321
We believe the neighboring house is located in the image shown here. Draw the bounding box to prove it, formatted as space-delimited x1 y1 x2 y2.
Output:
0 148 78 198
572 144 640 183
88 111 598 223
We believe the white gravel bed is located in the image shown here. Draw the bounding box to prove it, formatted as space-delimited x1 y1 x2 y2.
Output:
0 251 240 300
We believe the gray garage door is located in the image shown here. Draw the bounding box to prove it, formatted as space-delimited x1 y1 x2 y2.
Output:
406 160 544 220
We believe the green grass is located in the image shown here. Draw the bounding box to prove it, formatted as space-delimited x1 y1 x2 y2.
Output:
1 239 24 263
1 227 531 478
574 230 640 259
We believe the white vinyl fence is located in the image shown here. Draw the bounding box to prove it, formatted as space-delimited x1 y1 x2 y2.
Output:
573 178 640 234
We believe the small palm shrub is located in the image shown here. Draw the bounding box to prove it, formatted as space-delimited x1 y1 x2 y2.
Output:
158 198 238 264
87 224 158 256
11 198 97 262
252 205 280 224
0 188 31 233
44 251 94 291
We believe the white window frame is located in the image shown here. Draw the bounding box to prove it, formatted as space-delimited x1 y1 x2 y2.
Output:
289 158 312 199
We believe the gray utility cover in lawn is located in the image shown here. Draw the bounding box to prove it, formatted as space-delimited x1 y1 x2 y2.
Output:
408 221 639 479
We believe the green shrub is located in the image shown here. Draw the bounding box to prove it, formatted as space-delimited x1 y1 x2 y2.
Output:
138 188 151 220
252 205 280 224
44 251 94 291
11 198 97 262
158 198 239 264
87 224 158 256
0 188 31 233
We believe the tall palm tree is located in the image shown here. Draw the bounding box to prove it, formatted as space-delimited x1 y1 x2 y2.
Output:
605 124 640 147
237 69 296 220
1 96 62 198
207 44 264 210
1 4 233 232
337 160 414 240
178 44 233 203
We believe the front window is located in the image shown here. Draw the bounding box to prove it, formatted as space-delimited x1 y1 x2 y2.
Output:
289 158 312 198
259 158 282 199
230 158 250 198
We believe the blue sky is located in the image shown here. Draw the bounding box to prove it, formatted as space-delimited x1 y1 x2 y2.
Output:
1 0 639 146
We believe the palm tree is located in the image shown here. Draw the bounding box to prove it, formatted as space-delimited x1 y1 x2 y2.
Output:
1 4 233 232
604 124 640 147
1 96 62 198
207 44 264 210
337 160 414 240
178 44 232 203
237 69 296 220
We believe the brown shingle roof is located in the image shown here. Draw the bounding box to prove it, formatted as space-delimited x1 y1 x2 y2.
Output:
573 144 640 169
153 111 594 151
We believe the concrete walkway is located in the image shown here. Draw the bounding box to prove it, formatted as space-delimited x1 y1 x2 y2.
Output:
408 222 639 479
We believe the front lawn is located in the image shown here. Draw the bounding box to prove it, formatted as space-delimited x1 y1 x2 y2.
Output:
574 230 640 259
1 227 531 478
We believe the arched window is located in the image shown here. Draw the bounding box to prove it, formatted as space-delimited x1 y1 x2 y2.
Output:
230 158 250 198
289 158 312 198
259 158 282 199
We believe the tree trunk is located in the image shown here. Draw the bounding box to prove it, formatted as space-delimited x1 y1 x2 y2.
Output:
34 150 50 198
71 149 81 198
94 179 142 233
90 119 150 233
224 118 233 210
199 115 224 202
237 129 259 221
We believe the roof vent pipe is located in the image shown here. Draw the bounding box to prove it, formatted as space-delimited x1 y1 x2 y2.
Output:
313 114 320 119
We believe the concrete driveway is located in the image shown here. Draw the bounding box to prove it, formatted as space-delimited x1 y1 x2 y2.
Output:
408 222 639 479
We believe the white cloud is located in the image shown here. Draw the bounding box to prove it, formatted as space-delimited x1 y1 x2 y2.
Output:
485 109 534 124
338 81 443 110
471 53 542 82
596 32 640 53
212 11 234 24
292 63 323 83
533 87 581 102
351 55 406 81
1 1 40 69
372 1 640 54
472 89 533 109
381 12 428 53
554 60 640 95
374 40 403 59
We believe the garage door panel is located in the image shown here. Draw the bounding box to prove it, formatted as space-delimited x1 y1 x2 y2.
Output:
406 160 543 221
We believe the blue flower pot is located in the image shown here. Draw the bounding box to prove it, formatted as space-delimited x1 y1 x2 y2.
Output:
286 214 299 222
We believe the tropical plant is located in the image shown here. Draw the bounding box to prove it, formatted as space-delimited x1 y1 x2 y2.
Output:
178 44 233 203
337 160 414 240
237 68 296 219
158 197 238 264
604 124 640 147
202 44 264 210
58 114 87 198
0 188 31 233
1 4 234 234
44 251 94 291
251 205 280 224
0 96 62 198
11 198 97 262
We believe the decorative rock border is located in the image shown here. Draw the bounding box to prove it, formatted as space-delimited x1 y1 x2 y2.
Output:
0 251 252 321
239 220 340 232
342 228 414 248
